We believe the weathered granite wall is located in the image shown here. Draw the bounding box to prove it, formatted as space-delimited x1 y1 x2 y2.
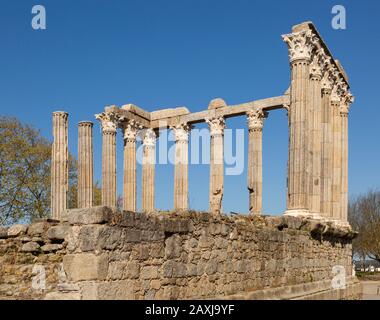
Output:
0 207 360 300
0 220 68 299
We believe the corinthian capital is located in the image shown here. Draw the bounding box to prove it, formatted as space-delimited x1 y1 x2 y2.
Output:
310 54 322 79
282 30 318 63
344 92 355 105
121 119 142 142
142 128 157 147
247 107 268 132
321 70 333 92
171 123 191 143
340 90 354 116
331 85 341 104
206 117 225 136
95 111 120 133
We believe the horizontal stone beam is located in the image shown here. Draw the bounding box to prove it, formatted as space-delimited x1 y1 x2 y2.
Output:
100 95 288 130
150 95 289 129
106 106 151 128
121 104 151 121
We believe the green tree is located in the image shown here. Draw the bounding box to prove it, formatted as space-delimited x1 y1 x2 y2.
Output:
349 190 380 264
93 181 102 206
1 116 52 224
0 116 101 225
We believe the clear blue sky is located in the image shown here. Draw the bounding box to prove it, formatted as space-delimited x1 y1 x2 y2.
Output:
0 0 379 215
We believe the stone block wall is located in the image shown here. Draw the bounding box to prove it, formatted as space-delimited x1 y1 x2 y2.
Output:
0 221 68 299
0 207 360 300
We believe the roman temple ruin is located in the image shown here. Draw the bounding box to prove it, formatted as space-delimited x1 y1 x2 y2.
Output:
0 22 361 300
52 22 354 225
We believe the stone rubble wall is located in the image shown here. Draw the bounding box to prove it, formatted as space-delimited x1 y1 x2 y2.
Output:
0 207 359 300
0 220 68 299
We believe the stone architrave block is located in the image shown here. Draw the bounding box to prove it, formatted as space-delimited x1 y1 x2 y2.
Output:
68 207 112 225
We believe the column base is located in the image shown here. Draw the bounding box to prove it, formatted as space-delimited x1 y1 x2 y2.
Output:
308 212 325 220
249 210 262 216
284 209 312 218
328 219 351 228
317 217 351 228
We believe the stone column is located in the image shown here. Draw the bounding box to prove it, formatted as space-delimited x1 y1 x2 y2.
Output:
95 112 118 207
142 129 157 212
340 91 354 224
308 51 323 217
172 123 191 211
122 120 141 212
283 30 316 217
331 85 342 221
247 108 267 215
78 121 93 208
320 69 334 218
206 117 225 216
51 111 69 220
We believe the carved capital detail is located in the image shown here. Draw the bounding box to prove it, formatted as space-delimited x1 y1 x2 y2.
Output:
309 49 324 79
171 123 191 143
206 117 225 136
344 92 355 105
282 30 318 63
321 70 333 92
53 111 69 121
121 119 142 142
330 72 351 106
340 91 354 116
95 112 120 133
247 108 268 132
142 128 157 147
331 85 341 104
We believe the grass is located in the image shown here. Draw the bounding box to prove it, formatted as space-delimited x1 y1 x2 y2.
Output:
356 271 380 281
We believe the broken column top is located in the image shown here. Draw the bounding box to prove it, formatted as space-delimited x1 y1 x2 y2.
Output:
53 111 68 115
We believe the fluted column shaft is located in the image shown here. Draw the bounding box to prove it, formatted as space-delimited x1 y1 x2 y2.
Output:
331 93 342 220
206 117 225 216
142 129 156 212
51 111 69 220
122 120 140 212
282 30 321 217
340 93 353 223
173 124 190 211
247 109 267 215
320 87 333 217
287 58 310 213
102 132 116 207
96 112 118 207
308 64 322 215
78 121 93 208
340 108 348 222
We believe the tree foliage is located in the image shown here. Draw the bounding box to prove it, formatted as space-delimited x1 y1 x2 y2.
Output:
0 116 100 225
349 190 380 263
